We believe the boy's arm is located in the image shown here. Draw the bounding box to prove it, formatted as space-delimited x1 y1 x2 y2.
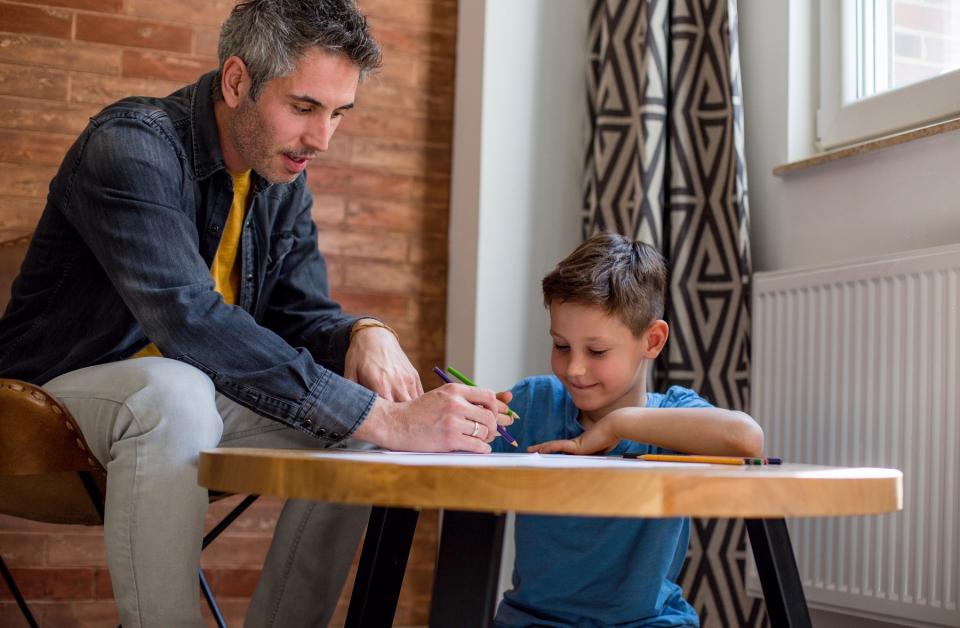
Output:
528 407 764 457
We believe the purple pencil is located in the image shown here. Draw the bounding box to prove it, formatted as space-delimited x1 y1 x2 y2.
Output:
432 367 518 447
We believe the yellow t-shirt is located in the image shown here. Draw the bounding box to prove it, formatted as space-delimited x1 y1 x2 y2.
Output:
134 170 251 358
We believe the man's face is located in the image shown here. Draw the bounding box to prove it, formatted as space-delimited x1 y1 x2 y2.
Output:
229 48 360 183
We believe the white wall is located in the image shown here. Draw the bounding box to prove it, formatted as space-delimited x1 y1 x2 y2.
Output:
740 2 960 627
446 0 586 391
446 0 588 603
740 0 960 275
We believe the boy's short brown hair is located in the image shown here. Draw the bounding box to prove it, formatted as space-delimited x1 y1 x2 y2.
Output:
542 232 666 337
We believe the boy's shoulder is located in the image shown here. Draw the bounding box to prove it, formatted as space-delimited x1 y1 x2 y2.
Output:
647 385 713 409
510 375 573 415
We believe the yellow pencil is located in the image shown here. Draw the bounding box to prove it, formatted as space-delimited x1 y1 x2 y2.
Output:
640 454 745 466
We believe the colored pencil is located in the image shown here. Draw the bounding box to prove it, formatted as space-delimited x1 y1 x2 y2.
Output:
446 366 520 420
432 367 519 447
639 454 746 466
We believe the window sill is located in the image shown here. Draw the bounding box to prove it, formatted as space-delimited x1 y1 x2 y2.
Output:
772 116 960 176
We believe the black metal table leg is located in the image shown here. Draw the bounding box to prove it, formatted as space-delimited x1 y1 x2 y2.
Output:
345 506 420 628
745 518 813 628
429 510 505 628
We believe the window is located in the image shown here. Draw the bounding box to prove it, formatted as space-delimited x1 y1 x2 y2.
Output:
818 0 960 149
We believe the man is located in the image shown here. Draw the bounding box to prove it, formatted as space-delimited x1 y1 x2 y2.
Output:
0 1 510 626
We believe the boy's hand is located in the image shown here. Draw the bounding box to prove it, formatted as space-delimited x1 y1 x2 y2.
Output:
528 413 620 455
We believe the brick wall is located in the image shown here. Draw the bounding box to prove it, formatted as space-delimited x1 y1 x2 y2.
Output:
0 0 456 625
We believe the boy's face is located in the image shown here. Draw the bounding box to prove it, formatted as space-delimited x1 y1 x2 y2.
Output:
549 301 666 422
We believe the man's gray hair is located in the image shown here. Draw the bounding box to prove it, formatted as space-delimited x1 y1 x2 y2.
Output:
216 0 382 101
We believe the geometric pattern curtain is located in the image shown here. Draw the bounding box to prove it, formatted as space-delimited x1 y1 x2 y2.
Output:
584 1 758 626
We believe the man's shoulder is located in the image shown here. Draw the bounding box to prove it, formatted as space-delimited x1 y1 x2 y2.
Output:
88 82 196 148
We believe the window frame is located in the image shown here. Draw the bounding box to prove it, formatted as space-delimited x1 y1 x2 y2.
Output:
817 0 960 150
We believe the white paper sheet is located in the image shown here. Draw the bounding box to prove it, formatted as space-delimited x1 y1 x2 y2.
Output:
308 450 704 468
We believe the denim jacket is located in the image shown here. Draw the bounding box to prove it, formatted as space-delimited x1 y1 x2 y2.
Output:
0 71 376 444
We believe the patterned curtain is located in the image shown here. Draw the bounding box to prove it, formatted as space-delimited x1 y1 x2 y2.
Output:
584 1 758 627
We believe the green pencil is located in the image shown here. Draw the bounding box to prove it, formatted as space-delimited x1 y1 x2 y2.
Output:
446 366 521 420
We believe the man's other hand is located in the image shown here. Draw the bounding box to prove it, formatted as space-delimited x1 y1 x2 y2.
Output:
344 319 423 401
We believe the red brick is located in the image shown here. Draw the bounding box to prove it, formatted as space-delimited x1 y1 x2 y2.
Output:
342 259 445 296
194 26 220 57
311 194 347 225
16 0 122 11
407 233 447 264
0 33 120 75
0 62 67 101
351 138 451 176
200 534 271 567
121 49 216 84
93 567 112 598
359 0 458 33
309 164 416 201
339 108 452 144
124 0 234 28
39 599 120 625
0 96 92 135
0 2 72 39
0 129 74 166
346 197 447 234
415 56 456 91
0 195 45 238
209 567 260 597
46 534 106 567
205 497 283 535
0 568 94 600
371 25 456 59
317 228 408 262
75 13 193 53
360 78 453 118
331 290 411 323
0 532 46 567
70 73 184 106
0 164 58 198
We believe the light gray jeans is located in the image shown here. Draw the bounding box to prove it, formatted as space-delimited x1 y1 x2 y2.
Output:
43 357 371 628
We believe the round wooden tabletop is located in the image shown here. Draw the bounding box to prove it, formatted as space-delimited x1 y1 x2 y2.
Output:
198 448 903 518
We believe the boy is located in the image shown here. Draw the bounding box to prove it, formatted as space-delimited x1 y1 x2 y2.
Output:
492 233 763 627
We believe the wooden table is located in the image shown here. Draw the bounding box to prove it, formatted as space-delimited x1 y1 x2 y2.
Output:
198 449 902 628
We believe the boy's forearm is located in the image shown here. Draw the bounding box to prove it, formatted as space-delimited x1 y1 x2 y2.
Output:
609 408 764 456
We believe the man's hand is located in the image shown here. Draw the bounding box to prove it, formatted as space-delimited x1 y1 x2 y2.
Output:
527 411 621 455
344 320 423 401
352 384 515 453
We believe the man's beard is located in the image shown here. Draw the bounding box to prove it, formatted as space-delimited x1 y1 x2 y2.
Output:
230 97 289 184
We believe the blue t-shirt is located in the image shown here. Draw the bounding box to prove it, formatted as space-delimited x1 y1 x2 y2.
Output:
492 375 711 628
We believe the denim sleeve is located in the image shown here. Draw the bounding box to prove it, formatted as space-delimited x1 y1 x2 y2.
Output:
260 183 357 376
60 113 375 443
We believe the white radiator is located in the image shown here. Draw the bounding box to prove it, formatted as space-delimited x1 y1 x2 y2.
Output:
748 244 960 627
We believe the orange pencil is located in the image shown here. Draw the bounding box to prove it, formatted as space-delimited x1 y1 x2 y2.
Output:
639 454 745 466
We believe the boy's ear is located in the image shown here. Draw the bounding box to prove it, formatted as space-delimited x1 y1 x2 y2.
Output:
642 320 669 358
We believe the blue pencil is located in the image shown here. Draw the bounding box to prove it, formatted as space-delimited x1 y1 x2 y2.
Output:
432 366 519 447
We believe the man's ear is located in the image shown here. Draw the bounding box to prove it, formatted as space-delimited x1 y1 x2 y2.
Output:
642 320 669 358
220 56 248 109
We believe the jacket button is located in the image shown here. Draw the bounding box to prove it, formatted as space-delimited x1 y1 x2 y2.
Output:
246 273 254 281
302 419 313 429
331 432 341 440
318 428 327 436
208 224 219 235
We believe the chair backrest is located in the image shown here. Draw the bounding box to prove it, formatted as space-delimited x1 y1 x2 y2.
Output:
0 234 30 312
0 379 107 525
